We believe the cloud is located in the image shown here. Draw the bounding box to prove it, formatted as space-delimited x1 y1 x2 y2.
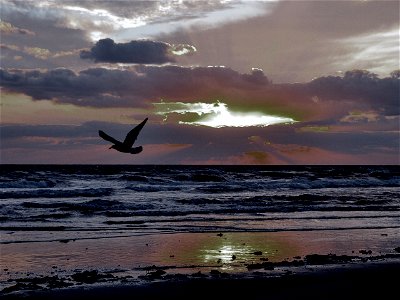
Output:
262 143 398 165
157 0 399 83
0 19 35 35
297 126 330 133
0 66 398 127
0 65 269 108
0 123 96 140
242 151 270 164
1 118 398 164
154 101 295 128
339 111 380 123
1 42 88 60
114 1 276 41
170 44 197 56
333 27 399 76
23 46 51 60
1 2 91 69
307 70 399 116
1 1 250 41
1 67 142 107
0 43 19 51
80 38 180 64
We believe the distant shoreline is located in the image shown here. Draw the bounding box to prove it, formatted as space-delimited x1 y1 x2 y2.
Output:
1 164 399 167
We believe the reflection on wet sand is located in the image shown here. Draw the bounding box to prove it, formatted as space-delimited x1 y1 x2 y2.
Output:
198 233 296 271
2 228 398 284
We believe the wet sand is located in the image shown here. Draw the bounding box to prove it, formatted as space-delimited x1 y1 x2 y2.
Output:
2 262 399 300
1 229 399 299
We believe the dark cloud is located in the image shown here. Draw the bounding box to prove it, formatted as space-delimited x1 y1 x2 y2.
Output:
80 38 175 64
306 70 400 116
0 65 269 108
0 66 398 122
0 67 143 107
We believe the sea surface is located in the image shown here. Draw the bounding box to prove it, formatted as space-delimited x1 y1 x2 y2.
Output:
1 165 399 244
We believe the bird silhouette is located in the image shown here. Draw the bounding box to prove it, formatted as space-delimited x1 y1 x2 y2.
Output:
99 118 148 154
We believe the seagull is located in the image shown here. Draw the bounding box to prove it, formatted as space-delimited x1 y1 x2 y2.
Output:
99 118 148 154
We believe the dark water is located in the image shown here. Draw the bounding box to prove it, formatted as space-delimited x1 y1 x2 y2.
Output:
1 165 399 244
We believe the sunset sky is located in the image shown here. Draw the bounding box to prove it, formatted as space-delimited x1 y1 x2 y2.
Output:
1 0 399 164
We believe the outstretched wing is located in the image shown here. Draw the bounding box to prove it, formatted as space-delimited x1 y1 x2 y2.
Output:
99 130 121 145
123 118 148 147
130 146 143 154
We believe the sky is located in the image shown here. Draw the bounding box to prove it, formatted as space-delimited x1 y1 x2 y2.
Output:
0 0 399 165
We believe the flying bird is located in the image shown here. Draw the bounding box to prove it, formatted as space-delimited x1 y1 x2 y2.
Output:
99 118 148 154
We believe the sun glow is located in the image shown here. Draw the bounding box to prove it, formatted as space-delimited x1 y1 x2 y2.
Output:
154 101 296 128
170 44 197 56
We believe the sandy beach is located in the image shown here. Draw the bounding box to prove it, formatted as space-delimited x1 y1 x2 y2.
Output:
2 262 399 300
2 229 399 299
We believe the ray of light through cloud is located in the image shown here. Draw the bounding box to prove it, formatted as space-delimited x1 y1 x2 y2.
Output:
3 0 279 42
154 101 296 128
0 0 398 164
170 44 197 56
334 27 400 76
61 5 148 41
114 1 278 41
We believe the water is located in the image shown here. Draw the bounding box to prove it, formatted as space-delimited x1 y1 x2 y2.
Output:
1 165 399 244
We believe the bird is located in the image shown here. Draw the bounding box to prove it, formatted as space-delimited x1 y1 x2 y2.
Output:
99 118 148 154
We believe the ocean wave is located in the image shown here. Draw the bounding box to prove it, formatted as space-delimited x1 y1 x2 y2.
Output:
22 198 121 209
173 173 226 182
119 175 149 182
195 184 248 193
0 179 57 189
175 198 223 205
0 188 113 199
125 185 182 192
1 165 399 239
19 201 117 218
258 170 314 179
257 177 400 190
20 199 157 217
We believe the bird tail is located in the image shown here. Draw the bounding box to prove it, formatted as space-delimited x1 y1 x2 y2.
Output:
130 146 143 154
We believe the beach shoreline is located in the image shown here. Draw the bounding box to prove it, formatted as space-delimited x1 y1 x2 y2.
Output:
1 166 399 299
2 260 399 300
2 230 399 299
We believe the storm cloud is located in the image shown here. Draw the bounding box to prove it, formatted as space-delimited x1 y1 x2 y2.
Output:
1 66 397 123
306 70 399 116
0 65 270 108
80 38 180 64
